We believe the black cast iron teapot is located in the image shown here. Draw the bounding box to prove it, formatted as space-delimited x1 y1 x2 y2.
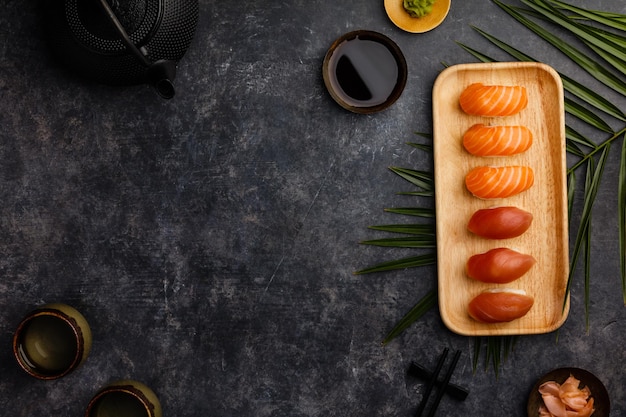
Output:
43 0 199 99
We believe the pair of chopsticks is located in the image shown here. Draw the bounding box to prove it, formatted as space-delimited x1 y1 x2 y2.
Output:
414 348 463 417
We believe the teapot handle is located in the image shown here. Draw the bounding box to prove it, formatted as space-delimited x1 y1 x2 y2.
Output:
96 0 177 99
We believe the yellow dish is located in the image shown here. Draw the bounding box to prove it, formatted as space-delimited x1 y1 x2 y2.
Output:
384 0 451 33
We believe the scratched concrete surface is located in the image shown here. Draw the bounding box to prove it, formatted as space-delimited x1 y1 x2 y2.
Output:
0 1 624 416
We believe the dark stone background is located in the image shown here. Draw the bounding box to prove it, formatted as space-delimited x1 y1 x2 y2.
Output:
0 0 624 416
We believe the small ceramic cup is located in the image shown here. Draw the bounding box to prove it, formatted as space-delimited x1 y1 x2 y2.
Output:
85 380 162 417
12 303 92 380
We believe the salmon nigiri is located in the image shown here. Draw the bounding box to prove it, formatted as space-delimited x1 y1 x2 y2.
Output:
465 165 534 199
468 289 534 323
459 83 528 117
463 124 533 156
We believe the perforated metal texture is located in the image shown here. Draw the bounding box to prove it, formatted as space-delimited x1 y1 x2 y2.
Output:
145 0 199 62
45 0 198 87
67 0 159 53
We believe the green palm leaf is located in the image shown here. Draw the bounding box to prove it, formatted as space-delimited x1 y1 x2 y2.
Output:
565 99 614 133
493 0 626 96
406 142 433 153
565 145 610 310
359 236 436 249
619 134 626 304
546 0 626 31
567 170 575 227
367 224 435 235
382 290 437 345
566 126 599 150
354 253 436 275
580 23 626 50
389 166 434 196
384 207 434 217
521 0 626 66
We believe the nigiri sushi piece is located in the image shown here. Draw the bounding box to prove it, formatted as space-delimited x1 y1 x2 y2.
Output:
466 247 536 283
459 83 528 117
465 165 534 199
463 124 533 156
468 289 534 323
468 206 533 239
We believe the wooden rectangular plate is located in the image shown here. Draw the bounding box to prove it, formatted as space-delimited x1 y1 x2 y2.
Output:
432 62 569 336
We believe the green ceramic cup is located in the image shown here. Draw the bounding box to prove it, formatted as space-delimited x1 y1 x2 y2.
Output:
85 380 162 417
12 303 92 380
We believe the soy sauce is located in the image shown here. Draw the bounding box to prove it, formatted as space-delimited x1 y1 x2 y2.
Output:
328 36 401 108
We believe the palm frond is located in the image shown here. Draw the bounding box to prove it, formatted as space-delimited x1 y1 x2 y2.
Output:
564 99 614 133
546 0 626 31
493 0 626 96
389 167 434 191
565 145 610 310
384 207 434 217
619 134 626 305
521 0 626 68
359 236 436 248
367 224 435 235
472 336 518 377
354 253 436 275
566 126 599 150
382 290 437 345
406 142 433 153
567 170 576 227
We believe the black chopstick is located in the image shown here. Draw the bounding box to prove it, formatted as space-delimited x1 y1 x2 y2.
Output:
414 348 448 417
408 361 469 401
424 349 462 417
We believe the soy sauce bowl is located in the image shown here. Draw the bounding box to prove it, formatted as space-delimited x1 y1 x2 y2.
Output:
527 367 610 417
322 30 407 114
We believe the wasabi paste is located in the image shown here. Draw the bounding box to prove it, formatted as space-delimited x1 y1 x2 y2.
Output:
403 0 436 18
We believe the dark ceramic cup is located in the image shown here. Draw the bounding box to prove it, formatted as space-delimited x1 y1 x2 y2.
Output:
85 380 162 417
12 303 92 380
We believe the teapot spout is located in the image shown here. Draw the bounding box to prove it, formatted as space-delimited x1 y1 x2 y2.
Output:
148 59 177 99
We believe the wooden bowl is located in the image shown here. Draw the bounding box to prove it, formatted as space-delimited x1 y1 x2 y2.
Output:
322 30 407 114
527 367 610 417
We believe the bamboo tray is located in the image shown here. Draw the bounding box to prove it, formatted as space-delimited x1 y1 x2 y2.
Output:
432 62 569 336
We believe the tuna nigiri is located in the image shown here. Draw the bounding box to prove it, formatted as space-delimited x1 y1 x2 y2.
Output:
459 83 528 117
466 247 536 283
468 289 534 323
463 124 533 156
468 206 533 239
465 165 534 199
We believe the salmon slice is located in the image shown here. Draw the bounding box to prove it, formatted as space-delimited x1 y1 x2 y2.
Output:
465 165 534 199
459 83 528 116
463 124 533 156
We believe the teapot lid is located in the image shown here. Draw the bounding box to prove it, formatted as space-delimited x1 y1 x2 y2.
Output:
67 0 161 54
45 0 198 99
